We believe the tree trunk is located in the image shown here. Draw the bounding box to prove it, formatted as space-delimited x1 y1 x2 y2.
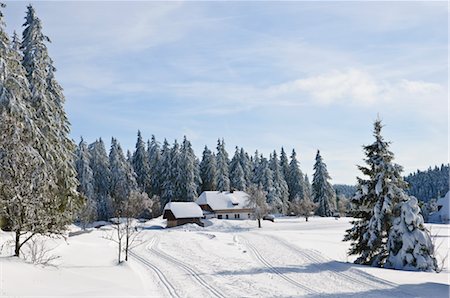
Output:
306 216 309 222
14 231 20 257
258 218 261 228
125 221 129 262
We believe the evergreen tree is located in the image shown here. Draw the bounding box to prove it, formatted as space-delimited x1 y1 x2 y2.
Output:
386 196 437 271
109 138 137 214
344 120 410 267
75 138 96 226
312 150 335 217
287 149 304 202
179 136 199 201
239 147 253 186
200 146 217 192
0 3 51 256
269 151 289 214
230 147 246 191
279 147 290 183
216 139 230 191
88 138 112 220
159 139 173 208
132 131 151 194
169 140 183 200
22 5 80 234
147 135 161 196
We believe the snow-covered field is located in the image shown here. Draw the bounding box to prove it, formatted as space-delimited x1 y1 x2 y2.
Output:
1 217 449 297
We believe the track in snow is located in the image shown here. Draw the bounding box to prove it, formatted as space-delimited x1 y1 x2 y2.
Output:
150 236 226 298
129 238 180 298
239 236 318 295
263 234 397 290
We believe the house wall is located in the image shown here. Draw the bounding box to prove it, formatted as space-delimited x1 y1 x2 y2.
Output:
215 211 253 220
166 218 204 228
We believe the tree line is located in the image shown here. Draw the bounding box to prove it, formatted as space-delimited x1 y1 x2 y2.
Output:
76 133 339 223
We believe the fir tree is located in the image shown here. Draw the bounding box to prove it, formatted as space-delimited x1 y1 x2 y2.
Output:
216 139 230 192
132 131 151 194
386 196 437 271
147 135 161 196
269 151 289 214
200 146 217 192
239 147 253 186
88 138 112 220
179 136 199 201
159 139 173 208
230 147 246 191
312 150 335 217
0 2 50 256
344 120 410 267
75 138 96 226
287 149 304 202
279 147 290 183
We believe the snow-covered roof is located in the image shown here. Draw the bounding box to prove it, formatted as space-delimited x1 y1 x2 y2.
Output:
164 202 203 219
429 191 449 224
196 191 251 211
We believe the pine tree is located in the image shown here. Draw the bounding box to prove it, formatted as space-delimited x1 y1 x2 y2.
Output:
230 147 246 191
88 138 112 220
200 146 217 192
147 135 161 196
216 139 230 192
386 196 437 271
179 136 199 201
312 150 335 217
75 138 96 226
287 149 304 202
159 139 173 208
109 138 137 214
0 3 51 256
132 131 151 194
269 151 289 214
344 120 410 267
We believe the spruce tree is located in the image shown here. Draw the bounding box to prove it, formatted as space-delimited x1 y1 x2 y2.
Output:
312 150 335 217
269 151 289 214
147 135 161 196
200 146 217 192
239 148 253 186
386 196 437 271
287 149 305 202
0 3 50 256
230 147 246 191
75 138 96 225
216 139 230 192
279 147 290 183
180 136 199 201
159 139 173 208
88 138 112 220
132 131 151 194
344 120 411 267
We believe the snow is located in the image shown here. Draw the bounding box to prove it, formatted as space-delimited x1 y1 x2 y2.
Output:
164 202 203 218
1 217 448 297
196 191 250 210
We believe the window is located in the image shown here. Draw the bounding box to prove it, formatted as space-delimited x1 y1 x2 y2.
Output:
218 215 222 219
234 214 238 219
248 213 250 218
226 214 229 219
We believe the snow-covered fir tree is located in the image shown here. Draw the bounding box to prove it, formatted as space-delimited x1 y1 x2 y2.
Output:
344 119 417 268
88 138 112 220
239 147 253 186
147 135 161 196
216 139 230 192
287 149 305 202
312 150 335 217
386 196 437 271
75 138 97 226
179 136 200 201
200 146 217 192
279 147 290 184
109 138 137 214
132 131 151 194
230 147 247 191
159 139 173 209
0 3 51 256
269 151 289 214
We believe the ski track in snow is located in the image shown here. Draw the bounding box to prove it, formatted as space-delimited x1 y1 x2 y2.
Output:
238 235 319 295
129 238 181 298
150 235 226 298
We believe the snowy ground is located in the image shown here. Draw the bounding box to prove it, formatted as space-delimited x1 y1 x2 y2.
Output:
1 217 449 297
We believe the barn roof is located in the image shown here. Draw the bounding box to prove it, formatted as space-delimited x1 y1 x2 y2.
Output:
163 202 203 219
196 191 251 211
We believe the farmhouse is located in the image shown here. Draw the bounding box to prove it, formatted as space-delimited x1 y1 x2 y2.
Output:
196 191 254 220
163 202 204 228
429 191 450 224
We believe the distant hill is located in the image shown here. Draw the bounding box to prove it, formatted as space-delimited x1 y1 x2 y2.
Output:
405 164 449 202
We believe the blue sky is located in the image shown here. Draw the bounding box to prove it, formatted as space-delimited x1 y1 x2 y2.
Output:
3 1 448 184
